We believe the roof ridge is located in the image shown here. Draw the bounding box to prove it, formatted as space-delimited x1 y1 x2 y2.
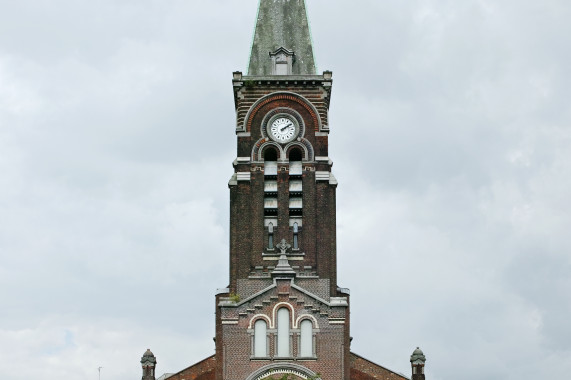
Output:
350 352 410 380
168 354 216 377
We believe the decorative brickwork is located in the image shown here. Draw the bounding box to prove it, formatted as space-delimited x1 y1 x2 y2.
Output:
216 277 349 380
244 93 321 133
230 88 339 293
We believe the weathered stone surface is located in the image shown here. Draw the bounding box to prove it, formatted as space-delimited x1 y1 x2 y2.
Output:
248 0 316 75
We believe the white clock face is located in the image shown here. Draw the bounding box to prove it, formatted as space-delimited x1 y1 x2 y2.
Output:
270 117 296 143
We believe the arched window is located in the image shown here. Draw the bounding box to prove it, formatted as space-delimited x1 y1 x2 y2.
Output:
289 147 303 162
254 319 268 357
264 147 278 161
299 319 313 357
277 308 290 357
293 223 299 250
268 223 274 249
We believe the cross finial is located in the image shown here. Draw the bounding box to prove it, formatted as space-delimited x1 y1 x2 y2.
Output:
276 239 291 254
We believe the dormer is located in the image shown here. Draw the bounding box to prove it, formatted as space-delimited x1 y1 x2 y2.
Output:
269 47 295 75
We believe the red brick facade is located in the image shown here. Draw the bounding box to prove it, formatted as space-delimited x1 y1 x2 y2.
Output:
165 351 408 380
215 73 350 380
228 82 338 296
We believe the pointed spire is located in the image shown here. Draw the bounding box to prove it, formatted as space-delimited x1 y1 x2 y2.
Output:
248 0 316 76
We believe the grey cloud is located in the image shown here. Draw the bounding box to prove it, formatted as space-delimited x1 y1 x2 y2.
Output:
1 0 570 379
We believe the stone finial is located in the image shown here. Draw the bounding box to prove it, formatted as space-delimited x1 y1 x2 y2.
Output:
410 347 426 380
410 347 426 364
141 349 157 380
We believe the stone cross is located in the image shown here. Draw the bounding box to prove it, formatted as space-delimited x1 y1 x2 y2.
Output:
276 239 291 254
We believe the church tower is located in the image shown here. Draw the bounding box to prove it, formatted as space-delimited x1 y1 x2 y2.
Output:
217 1 347 379
140 3 426 380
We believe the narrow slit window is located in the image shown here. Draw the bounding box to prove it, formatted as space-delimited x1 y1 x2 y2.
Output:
268 223 274 249
293 223 299 250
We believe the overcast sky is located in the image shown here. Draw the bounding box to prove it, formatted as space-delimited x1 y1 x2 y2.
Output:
1 1 570 379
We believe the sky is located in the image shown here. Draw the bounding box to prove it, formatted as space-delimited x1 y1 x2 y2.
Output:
0 0 570 379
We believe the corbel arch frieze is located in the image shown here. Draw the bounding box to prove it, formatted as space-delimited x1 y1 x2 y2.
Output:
242 92 323 133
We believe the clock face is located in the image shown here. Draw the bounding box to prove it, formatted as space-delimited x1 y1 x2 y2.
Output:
269 117 297 143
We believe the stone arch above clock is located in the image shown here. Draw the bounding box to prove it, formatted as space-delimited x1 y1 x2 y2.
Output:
242 92 323 134
238 92 327 160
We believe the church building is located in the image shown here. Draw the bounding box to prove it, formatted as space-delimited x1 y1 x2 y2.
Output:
139 1 427 380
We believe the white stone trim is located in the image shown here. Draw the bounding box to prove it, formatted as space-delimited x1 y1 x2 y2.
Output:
242 91 323 133
271 302 295 329
295 314 320 329
315 171 330 182
315 171 338 185
237 172 251 182
248 314 272 329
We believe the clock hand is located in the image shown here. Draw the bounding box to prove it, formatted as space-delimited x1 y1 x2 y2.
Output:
280 123 293 132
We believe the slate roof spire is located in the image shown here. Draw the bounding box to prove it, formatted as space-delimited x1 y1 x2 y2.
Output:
248 0 316 76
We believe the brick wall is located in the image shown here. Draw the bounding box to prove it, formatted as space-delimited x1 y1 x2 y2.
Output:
216 278 349 380
229 82 338 294
349 353 409 380
166 355 216 380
